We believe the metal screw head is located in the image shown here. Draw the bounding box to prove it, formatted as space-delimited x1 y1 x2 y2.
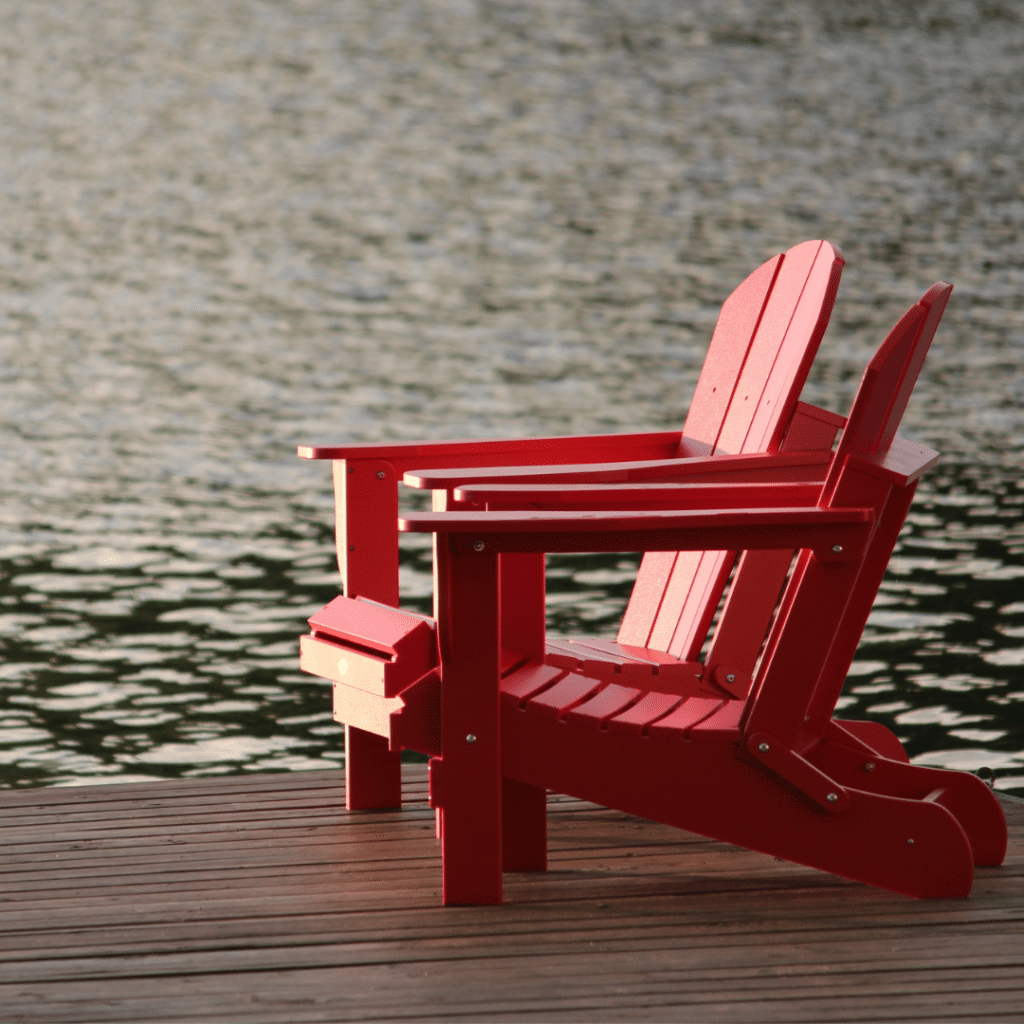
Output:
831 544 843 554
907 838 914 845
348 545 355 552
465 733 477 744
376 471 385 479
864 761 875 772
472 540 485 551
758 742 769 753
725 673 736 683
826 792 838 803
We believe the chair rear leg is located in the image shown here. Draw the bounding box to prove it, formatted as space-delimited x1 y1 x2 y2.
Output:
502 777 547 871
345 726 403 809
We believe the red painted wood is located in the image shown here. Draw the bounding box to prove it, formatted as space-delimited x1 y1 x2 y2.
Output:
500 663 565 705
496 549 547 869
335 459 404 810
622 241 843 650
306 596 437 697
748 283 954 748
456 480 822 510
720 241 843 455
501 775 547 872
615 551 675 648
299 430 683 466
563 683 643 728
430 281 1002 899
666 551 736 661
690 697 745 738
298 240 1005 904
682 253 783 448
701 404 844 695
500 698 976 898
526 675 604 719
647 697 723 737
807 735 1006 867
435 541 503 905
831 718 909 763
400 505 872 538
307 244 842 815
498 552 546 664
405 448 831 490
604 691 683 736
701 547 794 697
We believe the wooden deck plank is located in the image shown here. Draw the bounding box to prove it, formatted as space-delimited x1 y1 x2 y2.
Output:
0 767 1020 1023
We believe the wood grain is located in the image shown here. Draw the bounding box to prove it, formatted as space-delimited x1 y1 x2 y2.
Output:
0 767 1020 1022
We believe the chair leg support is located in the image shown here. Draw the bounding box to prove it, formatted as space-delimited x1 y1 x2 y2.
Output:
501 708 983 899
809 734 1007 867
502 777 547 872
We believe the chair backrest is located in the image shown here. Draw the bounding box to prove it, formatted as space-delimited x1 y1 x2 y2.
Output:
742 282 952 746
821 281 952 501
618 240 845 658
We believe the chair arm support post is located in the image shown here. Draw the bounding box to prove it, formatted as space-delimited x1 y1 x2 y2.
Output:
332 458 403 809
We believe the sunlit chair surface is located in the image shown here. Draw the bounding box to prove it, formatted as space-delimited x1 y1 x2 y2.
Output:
299 240 846 810
396 281 1007 904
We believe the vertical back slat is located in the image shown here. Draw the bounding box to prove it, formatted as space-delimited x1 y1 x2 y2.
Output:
738 244 845 453
646 551 711 652
667 553 736 661
681 255 783 450
621 240 844 654
616 551 677 647
714 240 841 455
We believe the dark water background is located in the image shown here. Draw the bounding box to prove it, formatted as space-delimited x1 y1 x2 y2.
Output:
0 0 1022 793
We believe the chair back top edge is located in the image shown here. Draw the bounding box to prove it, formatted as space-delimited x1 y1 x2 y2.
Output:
823 282 952 498
683 240 844 457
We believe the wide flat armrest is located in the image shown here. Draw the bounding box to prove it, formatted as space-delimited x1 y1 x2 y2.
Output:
399 506 873 561
298 430 686 474
455 481 822 511
849 437 941 487
405 449 832 490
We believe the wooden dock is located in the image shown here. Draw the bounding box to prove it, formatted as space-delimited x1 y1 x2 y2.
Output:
0 767 1021 1023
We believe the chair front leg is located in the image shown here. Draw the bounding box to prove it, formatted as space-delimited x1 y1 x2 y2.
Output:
334 458 403 809
436 537 503 904
444 492 548 870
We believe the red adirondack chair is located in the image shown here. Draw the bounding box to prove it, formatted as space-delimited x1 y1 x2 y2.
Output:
299 240 845 809
397 281 1007 904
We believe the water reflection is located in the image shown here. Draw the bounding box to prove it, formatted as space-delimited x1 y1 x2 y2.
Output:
0 0 1021 792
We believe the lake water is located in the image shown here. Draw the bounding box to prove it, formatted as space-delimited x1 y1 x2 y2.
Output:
0 0 1022 794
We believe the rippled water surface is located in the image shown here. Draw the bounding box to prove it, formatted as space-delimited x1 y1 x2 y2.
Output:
1 0 1022 792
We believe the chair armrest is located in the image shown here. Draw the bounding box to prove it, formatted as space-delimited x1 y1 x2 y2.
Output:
849 438 941 487
399 506 873 562
454 481 823 511
298 430 687 475
404 449 832 490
